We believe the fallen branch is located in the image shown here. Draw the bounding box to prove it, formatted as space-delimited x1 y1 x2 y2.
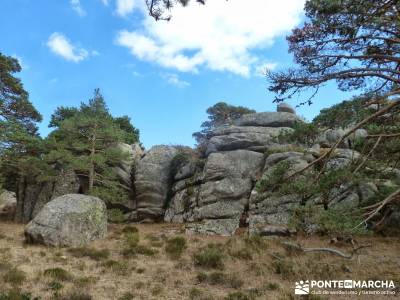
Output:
282 242 371 259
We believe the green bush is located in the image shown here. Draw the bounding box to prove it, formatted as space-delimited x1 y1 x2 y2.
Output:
3 268 27 286
255 160 292 193
290 205 369 236
0 290 41 300
277 122 319 146
43 268 73 281
108 209 125 224
193 244 225 269
165 236 187 259
101 260 129 275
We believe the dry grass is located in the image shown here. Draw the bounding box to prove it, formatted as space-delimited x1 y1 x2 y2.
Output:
0 221 399 299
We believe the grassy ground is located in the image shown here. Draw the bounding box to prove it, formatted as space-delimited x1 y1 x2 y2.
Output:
0 222 399 300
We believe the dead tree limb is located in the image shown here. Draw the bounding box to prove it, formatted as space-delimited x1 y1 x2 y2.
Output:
282 242 371 259
353 135 382 173
355 188 400 228
285 97 400 181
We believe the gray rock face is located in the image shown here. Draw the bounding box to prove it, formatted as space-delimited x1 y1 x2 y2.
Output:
277 103 296 114
204 150 264 181
24 194 107 247
15 170 80 223
234 112 302 128
134 145 179 221
164 150 264 235
186 218 240 236
317 128 367 148
114 143 144 189
205 126 291 155
0 191 17 221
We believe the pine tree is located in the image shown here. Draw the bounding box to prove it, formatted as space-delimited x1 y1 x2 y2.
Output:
48 89 129 196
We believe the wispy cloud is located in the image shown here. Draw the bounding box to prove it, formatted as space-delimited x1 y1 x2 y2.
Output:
163 73 190 88
116 0 305 77
116 0 138 17
70 0 86 17
100 0 109 5
47 32 89 63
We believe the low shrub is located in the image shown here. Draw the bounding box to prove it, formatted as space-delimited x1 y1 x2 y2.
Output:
118 292 134 300
193 244 225 269
121 226 139 234
224 291 254 300
101 260 129 275
68 247 110 261
43 268 73 281
0 290 41 300
3 268 27 286
108 209 125 224
165 236 187 259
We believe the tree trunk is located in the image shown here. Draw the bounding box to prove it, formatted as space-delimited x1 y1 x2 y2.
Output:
88 134 96 191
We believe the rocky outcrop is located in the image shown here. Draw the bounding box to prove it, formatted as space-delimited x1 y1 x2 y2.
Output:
114 143 144 189
15 170 80 223
134 145 179 221
0 191 17 221
24 194 107 247
234 112 302 127
205 126 291 155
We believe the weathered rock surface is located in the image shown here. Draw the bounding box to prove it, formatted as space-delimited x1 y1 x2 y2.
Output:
134 145 179 221
205 126 291 155
234 112 302 128
0 191 17 221
24 194 107 247
114 143 144 188
186 218 241 236
15 170 80 223
165 150 264 235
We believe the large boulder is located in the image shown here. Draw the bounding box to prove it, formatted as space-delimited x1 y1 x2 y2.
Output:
15 170 81 223
205 126 291 155
24 194 107 247
134 145 179 221
0 191 17 221
234 112 302 128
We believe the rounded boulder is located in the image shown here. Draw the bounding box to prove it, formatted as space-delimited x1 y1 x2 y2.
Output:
24 194 107 247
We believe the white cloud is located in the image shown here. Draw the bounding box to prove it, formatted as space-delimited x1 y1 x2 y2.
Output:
47 32 89 63
100 0 109 5
70 0 86 17
163 73 190 88
116 0 138 17
116 0 305 76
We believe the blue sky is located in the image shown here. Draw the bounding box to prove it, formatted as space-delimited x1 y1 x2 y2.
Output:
0 0 355 149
